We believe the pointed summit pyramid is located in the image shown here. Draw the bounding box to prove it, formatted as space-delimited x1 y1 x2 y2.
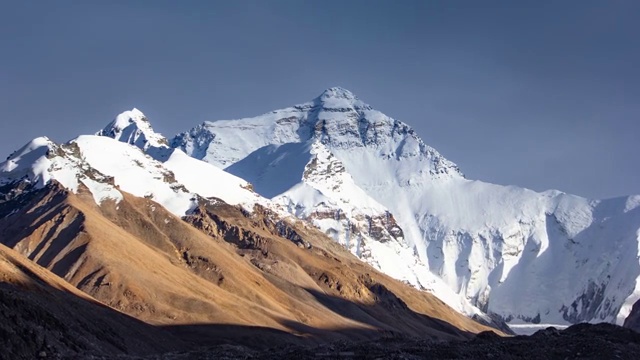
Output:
314 86 372 112
320 86 357 99
97 108 168 151
171 87 462 177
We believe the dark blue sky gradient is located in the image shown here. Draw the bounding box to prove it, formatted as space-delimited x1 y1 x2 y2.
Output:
1 0 638 198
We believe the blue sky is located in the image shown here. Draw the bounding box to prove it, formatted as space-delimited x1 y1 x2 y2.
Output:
1 0 638 199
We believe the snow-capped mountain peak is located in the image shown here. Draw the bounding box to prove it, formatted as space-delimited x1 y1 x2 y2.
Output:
3 136 53 164
171 89 463 179
1 137 57 187
319 86 357 100
97 108 168 150
0 136 124 205
92 111 284 215
167 88 640 330
314 86 371 111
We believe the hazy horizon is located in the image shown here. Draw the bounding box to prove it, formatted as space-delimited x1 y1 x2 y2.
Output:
1 1 638 199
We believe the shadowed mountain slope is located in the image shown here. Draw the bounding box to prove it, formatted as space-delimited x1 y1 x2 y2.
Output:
0 179 497 349
0 243 182 359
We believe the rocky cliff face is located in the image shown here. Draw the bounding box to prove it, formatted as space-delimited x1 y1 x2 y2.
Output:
624 299 640 332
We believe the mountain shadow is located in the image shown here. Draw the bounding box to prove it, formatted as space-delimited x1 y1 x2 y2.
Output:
225 142 311 198
0 244 182 359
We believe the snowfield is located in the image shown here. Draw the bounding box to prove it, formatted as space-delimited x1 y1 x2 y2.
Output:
0 134 272 219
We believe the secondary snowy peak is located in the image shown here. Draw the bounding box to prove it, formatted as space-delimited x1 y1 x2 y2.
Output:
0 136 123 205
97 108 168 151
1 137 56 187
0 134 270 218
94 110 273 213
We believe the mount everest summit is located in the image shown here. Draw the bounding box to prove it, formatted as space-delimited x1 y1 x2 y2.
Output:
2 87 640 332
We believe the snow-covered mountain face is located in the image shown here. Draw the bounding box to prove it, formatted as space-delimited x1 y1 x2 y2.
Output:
171 87 640 326
170 87 482 316
171 87 460 177
97 108 168 150
0 135 268 220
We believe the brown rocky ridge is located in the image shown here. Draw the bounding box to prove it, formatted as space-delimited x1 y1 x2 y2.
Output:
0 179 498 358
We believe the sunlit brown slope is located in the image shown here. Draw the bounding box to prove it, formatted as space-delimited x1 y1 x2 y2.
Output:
0 181 498 346
0 243 181 359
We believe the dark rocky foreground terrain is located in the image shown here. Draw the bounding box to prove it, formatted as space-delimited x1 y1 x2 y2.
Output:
3 276 639 360
140 324 640 360
7 323 636 360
